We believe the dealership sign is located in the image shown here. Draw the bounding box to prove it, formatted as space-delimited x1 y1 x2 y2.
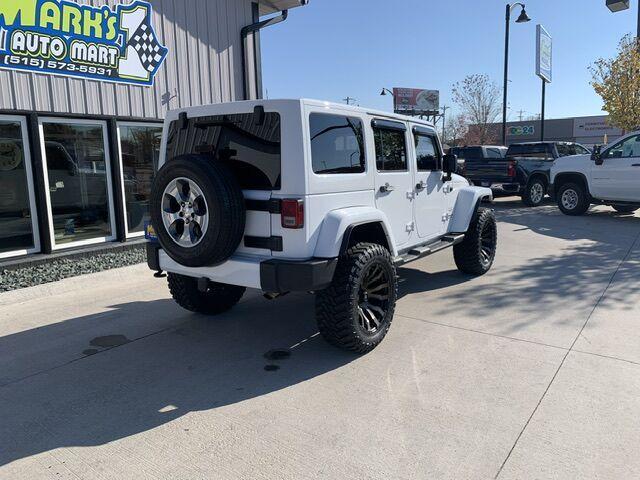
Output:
393 88 440 114
0 0 168 86
536 25 552 83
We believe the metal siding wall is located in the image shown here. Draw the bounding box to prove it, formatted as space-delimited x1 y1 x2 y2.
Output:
0 0 253 118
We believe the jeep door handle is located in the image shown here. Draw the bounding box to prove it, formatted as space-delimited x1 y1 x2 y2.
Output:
415 181 426 190
379 183 395 193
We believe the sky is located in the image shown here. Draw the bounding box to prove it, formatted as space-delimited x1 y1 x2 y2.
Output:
261 0 638 121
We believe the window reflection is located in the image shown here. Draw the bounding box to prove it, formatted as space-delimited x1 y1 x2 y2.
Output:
0 121 35 254
119 125 162 233
43 122 112 245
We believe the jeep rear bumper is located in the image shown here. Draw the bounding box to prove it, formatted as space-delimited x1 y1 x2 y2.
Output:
147 243 337 293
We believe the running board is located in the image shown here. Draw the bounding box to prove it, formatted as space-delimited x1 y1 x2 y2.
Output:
394 234 465 266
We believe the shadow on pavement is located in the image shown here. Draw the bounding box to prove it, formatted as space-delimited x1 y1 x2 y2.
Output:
397 267 472 299
493 198 640 244
0 293 356 467
429 241 640 338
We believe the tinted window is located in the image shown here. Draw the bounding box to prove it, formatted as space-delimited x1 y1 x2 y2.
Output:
487 148 506 159
310 114 365 174
0 121 36 254
451 147 483 162
507 144 551 160
119 124 162 233
374 128 407 171
605 135 640 159
415 135 440 171
575 144 590 155
166 112 281 190
42 122 112 246
556 144 576 157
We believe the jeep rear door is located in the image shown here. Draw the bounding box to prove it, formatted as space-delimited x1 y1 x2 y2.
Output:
411 126 448 240
371 119 415 247
163 109 280 256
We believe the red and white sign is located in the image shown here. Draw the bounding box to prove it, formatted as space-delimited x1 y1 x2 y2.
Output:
393 88 440 113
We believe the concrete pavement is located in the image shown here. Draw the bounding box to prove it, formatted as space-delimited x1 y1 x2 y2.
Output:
1 198 639 479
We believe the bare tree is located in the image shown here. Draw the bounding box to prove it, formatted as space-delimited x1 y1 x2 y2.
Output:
452 74 502 144
444 114 468 147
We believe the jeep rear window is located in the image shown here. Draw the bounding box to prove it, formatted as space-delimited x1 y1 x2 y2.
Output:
165 112 281 190
310 113 365 174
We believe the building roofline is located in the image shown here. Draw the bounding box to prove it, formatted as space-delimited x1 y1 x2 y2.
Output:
259 0 309 16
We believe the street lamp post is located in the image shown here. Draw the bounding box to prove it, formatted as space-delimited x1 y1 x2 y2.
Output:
380 88 396 111
502 3 531 146
605 0 640 41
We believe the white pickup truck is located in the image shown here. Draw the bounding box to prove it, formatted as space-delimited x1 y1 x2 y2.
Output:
550 131 640 215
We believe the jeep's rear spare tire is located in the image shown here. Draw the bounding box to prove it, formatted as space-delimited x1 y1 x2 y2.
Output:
150 154 246 267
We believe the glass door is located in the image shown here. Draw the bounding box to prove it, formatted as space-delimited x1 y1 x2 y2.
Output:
0 116 40 258
39 118 116 249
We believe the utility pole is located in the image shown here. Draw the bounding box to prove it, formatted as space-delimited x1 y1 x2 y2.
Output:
516 109 526 121
343 96 357 105
441 105 449 142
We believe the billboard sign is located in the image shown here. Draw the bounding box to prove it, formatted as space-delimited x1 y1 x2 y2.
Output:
393 88 440 114
0 0 168 86
536 25 552 83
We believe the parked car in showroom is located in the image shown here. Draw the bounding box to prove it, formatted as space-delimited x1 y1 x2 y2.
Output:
550 131 640 215
146 100 497 353
462 141 591 206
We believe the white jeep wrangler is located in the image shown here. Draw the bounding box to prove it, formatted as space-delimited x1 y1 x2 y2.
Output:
550 131 640 216
147 99 496 353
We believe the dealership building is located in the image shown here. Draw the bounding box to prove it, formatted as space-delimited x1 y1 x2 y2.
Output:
503 115 624 147
0 0 307 262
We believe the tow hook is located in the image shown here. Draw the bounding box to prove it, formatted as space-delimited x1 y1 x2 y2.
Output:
263 292 289 300
154 270 166 278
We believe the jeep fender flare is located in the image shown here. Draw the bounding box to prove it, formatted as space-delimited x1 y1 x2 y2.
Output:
448 186 493 233
313 207 397 258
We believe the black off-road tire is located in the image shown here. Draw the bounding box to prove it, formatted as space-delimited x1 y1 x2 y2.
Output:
168 273 245 315
522 177 547 207
150 154 246 267
612 204 638 214
315 243 398 354
557 182 590 216
454 207 497 275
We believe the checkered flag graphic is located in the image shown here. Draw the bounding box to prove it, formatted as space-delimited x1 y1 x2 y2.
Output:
129 23 165 73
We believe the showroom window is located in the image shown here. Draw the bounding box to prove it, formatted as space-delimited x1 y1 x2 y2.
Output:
117 123 162 236
39 119 116 249
0 116 39 258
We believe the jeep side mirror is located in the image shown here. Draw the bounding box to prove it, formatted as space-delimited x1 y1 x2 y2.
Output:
592 145 603 165
443 153 456 181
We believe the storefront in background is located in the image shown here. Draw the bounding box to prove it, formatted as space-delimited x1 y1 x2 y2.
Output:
504 115 625 147
0 0 307 260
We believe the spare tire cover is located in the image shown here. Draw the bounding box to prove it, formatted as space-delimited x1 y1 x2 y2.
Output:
150 154 246 267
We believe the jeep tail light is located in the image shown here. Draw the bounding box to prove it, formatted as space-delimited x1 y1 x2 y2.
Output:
281 199 304 229
507 160 516 178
